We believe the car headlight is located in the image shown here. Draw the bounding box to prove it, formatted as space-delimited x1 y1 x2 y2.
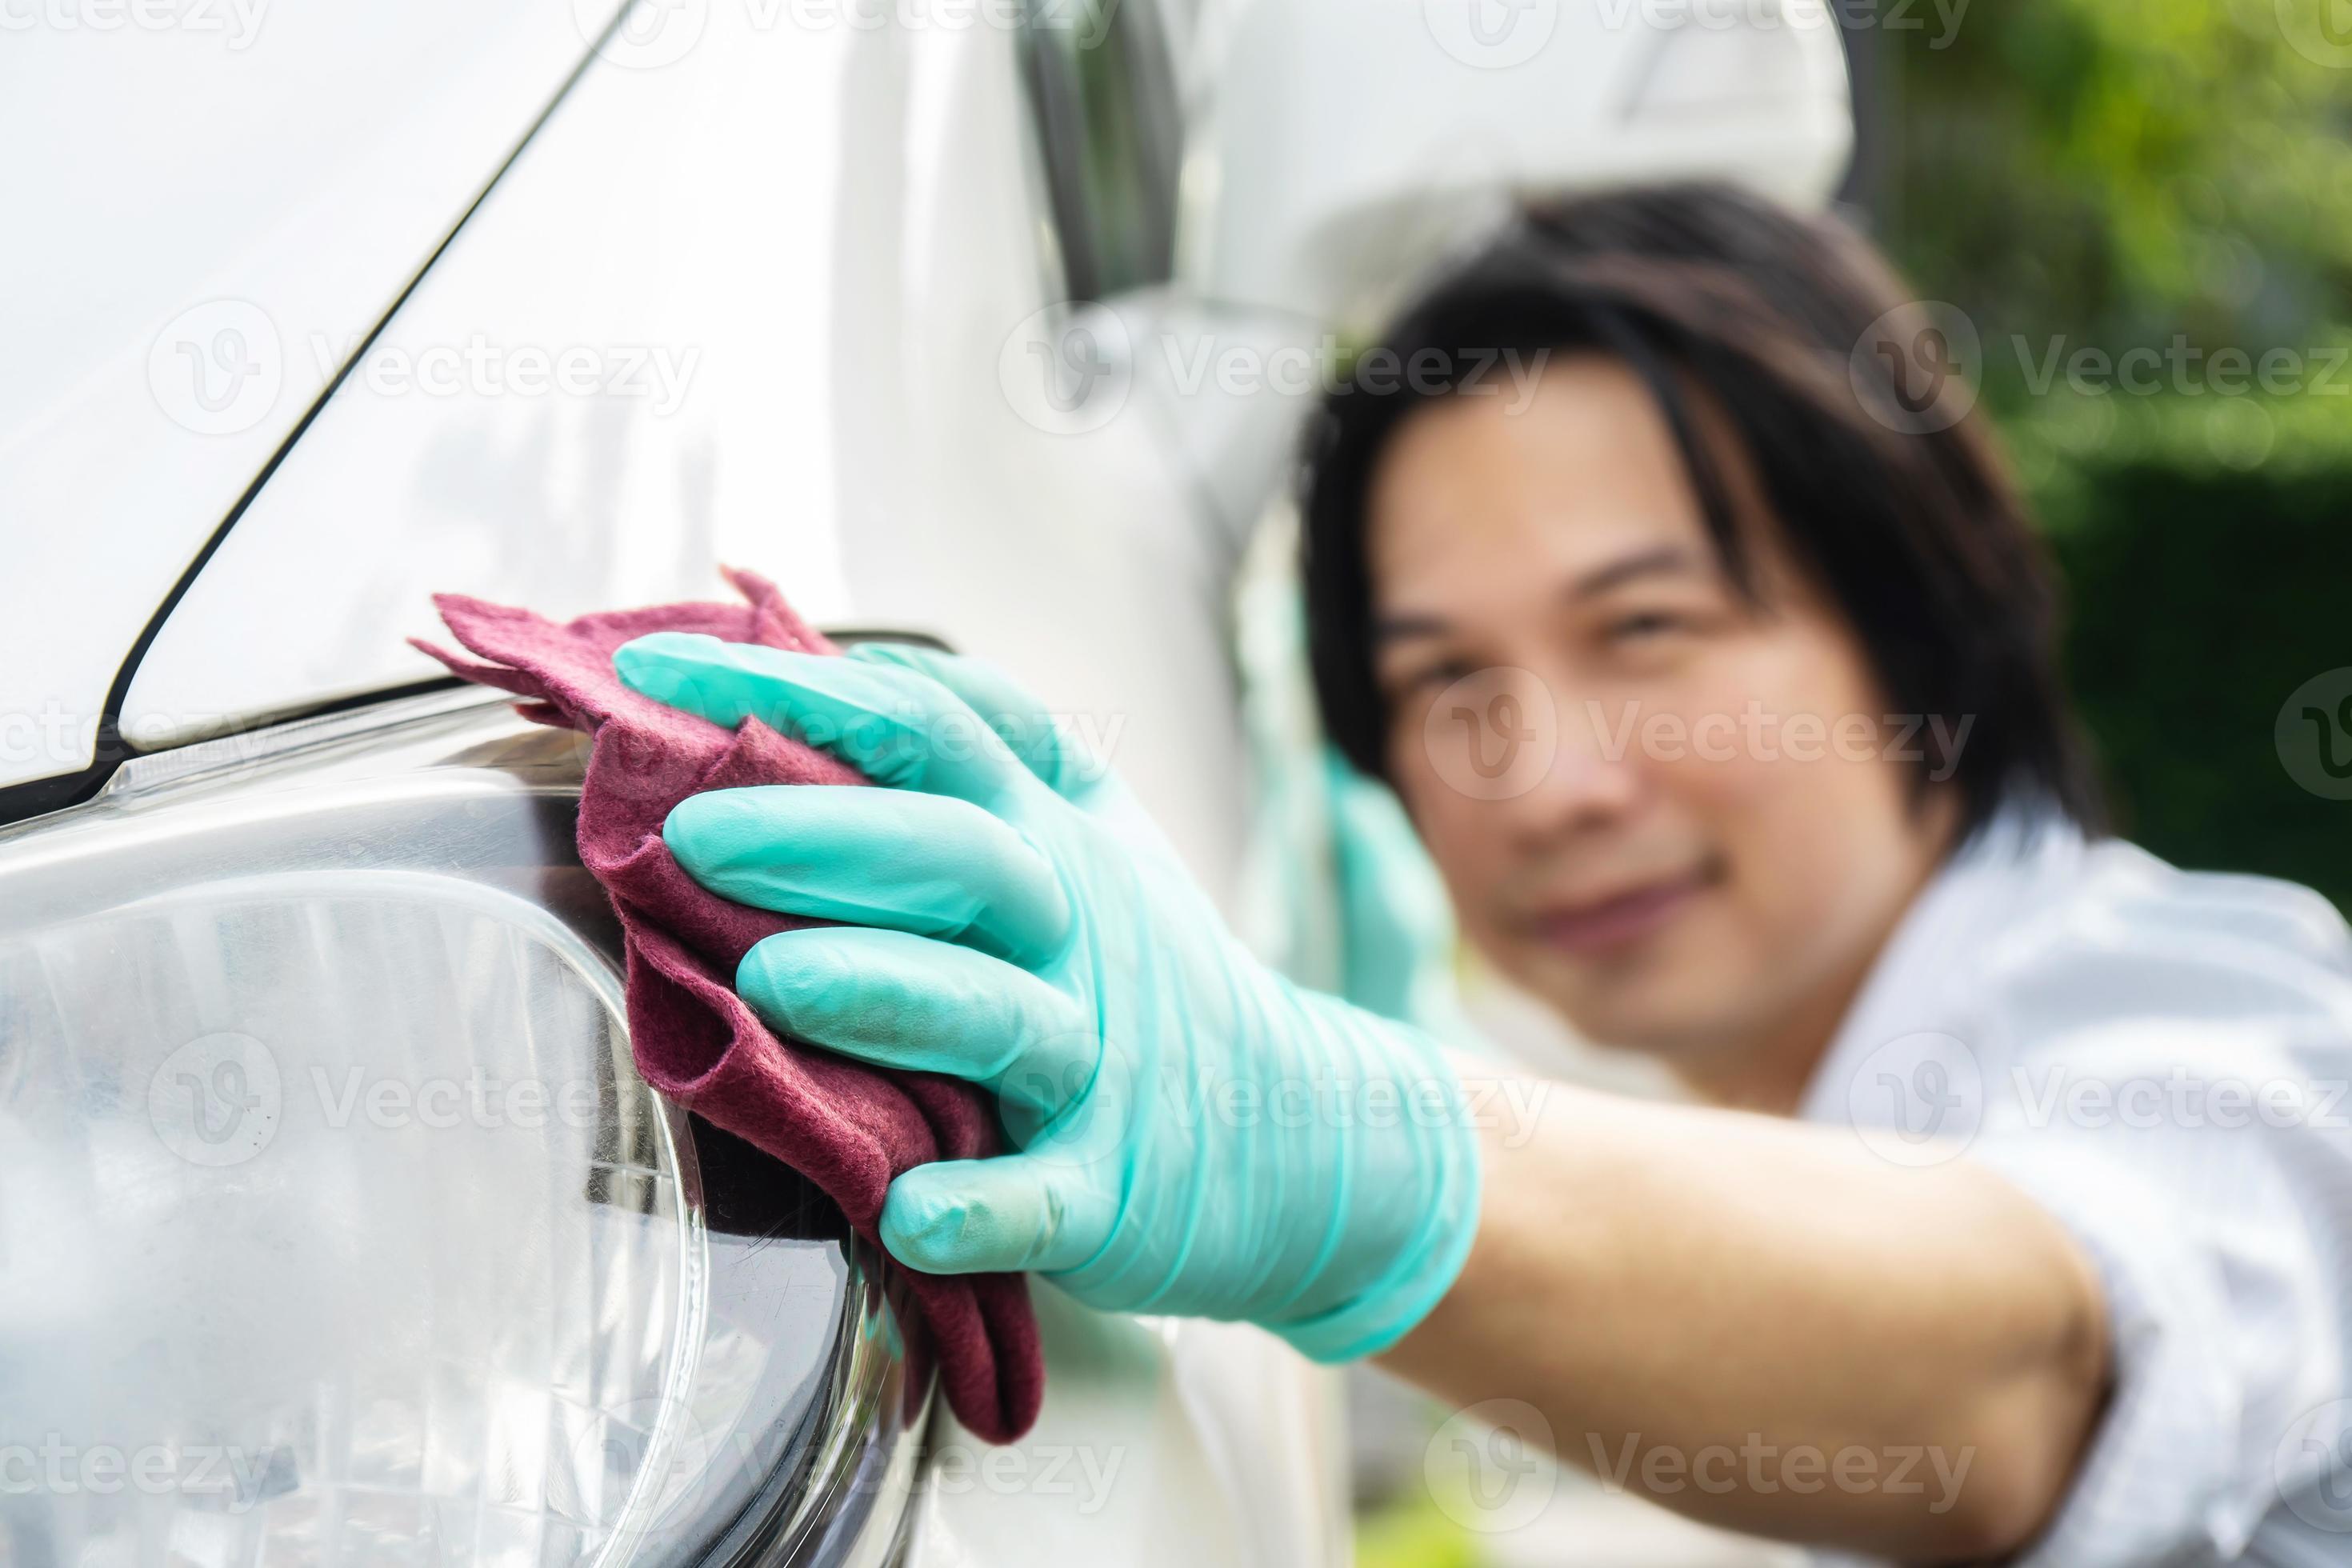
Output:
0 688 924 1566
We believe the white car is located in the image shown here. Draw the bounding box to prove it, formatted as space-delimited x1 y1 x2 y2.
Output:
0 2 1850 1562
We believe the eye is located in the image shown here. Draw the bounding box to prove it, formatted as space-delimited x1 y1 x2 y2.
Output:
1384 656 1476 698
1605 610 1687 643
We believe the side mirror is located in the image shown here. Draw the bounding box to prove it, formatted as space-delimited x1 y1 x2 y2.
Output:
1175 0 1854 325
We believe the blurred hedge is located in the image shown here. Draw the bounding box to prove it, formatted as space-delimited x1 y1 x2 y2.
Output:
2019 402 2352 910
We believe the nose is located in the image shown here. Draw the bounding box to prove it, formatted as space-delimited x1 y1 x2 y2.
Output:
1511 679 1644 842
1422 666 1641 842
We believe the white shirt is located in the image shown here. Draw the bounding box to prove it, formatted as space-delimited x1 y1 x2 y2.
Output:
1798 810 2352 1566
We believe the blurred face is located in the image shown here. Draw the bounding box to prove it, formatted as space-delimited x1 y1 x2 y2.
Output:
1368 355 1958 1106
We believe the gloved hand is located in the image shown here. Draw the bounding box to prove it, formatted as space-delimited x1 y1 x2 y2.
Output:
612 633 1482 1361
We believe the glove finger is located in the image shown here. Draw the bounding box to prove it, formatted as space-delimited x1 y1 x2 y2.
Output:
666 786 1071 967
614 632 1032 806
849 643 1110 803
880 1150 1118 1276
738 926 1098 1138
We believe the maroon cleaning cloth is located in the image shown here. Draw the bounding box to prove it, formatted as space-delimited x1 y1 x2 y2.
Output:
414 568 1044 1442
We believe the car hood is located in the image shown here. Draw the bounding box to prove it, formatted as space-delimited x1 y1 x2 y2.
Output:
0 0 623 802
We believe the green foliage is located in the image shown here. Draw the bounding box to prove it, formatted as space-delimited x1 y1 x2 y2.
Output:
1883 0 2352 405
1876 0 2352 906
1352 1490 1483 1568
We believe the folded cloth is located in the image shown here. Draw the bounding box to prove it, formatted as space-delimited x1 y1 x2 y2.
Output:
414 568 1044 1442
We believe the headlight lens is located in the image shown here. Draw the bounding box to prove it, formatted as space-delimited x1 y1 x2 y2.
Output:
0 690 921 1567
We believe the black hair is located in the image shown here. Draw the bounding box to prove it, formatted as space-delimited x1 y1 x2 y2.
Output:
1299 181 2102 839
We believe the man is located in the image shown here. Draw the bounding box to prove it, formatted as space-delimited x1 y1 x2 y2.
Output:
613 185 2352 1564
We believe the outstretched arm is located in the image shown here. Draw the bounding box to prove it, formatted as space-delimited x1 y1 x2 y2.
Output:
1384 1074 2110 1560
616 632 2108 1562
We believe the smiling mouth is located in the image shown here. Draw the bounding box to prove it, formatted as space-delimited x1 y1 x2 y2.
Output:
1526 864 1720 957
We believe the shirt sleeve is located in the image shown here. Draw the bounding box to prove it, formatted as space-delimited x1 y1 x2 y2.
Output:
1960 920 2352 1566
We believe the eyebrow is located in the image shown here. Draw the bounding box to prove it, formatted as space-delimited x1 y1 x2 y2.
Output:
1373 542 1702 642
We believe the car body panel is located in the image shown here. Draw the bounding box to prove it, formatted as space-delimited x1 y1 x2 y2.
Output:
1181 0 1852 321
0 0 630 793
115 8 1257 917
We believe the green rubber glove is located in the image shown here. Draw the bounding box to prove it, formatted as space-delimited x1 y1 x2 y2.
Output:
613 632 1482 1362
